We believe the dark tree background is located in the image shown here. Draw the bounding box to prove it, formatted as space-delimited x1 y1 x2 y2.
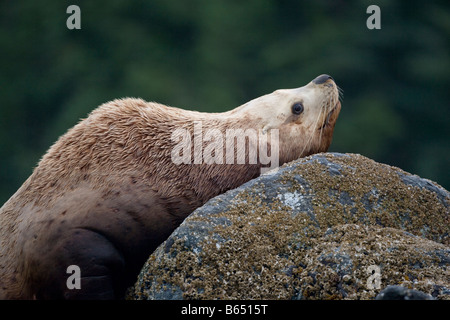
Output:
0 0 449 204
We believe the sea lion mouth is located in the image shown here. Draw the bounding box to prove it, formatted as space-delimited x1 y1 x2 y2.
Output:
319 102 339 130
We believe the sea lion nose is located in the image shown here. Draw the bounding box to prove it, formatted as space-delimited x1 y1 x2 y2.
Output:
312 74 333 85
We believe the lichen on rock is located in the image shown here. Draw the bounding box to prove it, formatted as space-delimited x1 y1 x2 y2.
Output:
128 153 449 300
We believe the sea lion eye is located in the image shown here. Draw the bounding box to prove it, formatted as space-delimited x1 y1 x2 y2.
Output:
292 102 304 115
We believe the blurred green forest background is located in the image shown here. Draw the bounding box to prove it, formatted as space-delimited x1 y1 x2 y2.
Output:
0 0 449 204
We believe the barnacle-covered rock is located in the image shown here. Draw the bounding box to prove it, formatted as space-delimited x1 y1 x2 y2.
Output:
128 153 449 300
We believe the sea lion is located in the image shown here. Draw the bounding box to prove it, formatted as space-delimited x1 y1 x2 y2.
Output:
0 74 341 299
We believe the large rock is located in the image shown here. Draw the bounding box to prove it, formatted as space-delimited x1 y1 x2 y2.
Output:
127 153 449 300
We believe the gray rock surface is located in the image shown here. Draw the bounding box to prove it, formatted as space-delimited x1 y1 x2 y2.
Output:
127 153 449 300
375 285 436 300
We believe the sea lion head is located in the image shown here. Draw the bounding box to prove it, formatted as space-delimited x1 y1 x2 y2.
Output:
236 74 342 163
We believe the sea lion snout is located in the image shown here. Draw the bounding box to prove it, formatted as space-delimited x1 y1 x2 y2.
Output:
312 74 334 85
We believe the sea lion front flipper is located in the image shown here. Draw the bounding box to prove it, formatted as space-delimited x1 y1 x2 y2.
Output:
33 227 126 299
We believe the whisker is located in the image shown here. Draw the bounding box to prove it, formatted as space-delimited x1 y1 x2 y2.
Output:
318 113 324 151
337 86 344 102
299 103 323 157
315 104 326 153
